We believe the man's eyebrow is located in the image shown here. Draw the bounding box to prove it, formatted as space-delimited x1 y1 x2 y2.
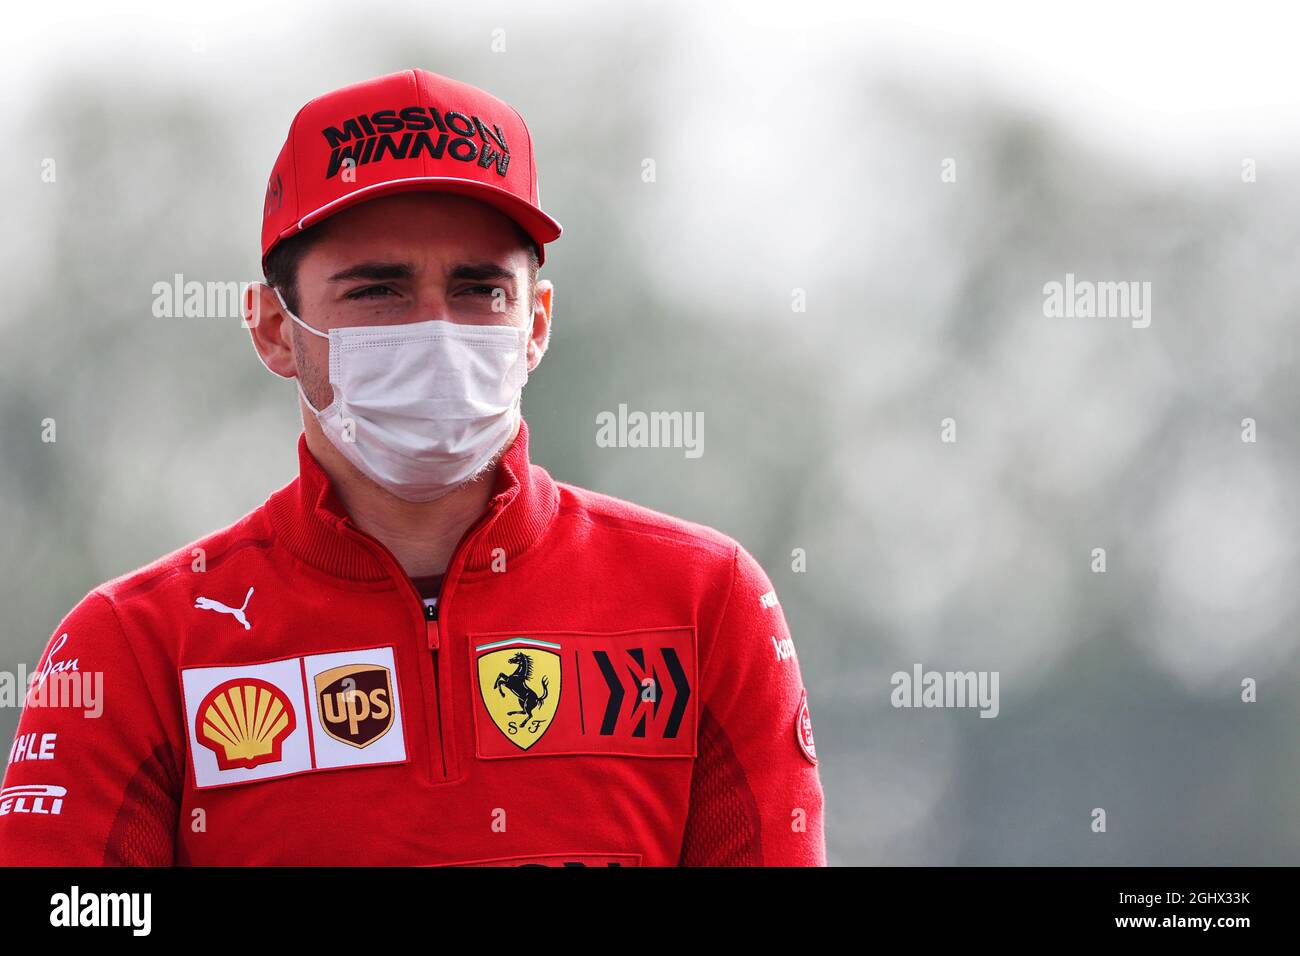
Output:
449 262 516 283
325 261 517 284
326 262 415 282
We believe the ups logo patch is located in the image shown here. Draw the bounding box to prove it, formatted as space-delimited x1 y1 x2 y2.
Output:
315 663 395 749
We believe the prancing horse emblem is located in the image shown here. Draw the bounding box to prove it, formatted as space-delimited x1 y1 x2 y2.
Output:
475 639 562 751
495 652 550 722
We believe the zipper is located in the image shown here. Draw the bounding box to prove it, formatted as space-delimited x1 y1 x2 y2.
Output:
425 499 506 781
334 493 511 783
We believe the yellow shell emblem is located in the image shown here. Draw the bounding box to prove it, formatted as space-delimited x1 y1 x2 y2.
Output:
195 677 297 771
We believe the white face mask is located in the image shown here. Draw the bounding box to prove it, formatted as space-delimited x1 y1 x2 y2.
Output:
274 290 530 503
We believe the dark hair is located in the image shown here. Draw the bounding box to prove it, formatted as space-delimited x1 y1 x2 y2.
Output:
262 228 320 318
262 220 540 319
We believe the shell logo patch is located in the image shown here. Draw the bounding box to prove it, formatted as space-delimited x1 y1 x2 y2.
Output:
196 677 296 771
475 639 562 750
181 646 408 789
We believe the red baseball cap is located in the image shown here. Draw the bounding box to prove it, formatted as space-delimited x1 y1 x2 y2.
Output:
261 69 562 266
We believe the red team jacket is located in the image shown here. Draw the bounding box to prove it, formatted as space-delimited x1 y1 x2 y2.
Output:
0 418 825 865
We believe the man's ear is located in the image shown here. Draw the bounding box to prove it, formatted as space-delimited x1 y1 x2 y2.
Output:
527 279 554 372
244 282 298 379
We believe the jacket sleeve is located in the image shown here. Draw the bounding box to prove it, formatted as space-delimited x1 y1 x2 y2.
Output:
679 544 826 866
0 590 181 866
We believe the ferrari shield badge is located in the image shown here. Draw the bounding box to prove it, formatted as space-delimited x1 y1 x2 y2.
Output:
475 638 562 750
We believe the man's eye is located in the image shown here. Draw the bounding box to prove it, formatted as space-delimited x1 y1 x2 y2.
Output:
462 285 502 297
345 285 396 300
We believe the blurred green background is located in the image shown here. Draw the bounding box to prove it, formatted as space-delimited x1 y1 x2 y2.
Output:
1 0 1297 864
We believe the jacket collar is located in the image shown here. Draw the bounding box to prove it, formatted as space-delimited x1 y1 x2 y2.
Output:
266 416 558 581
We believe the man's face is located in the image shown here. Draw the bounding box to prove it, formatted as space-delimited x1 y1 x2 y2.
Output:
252 191 553 413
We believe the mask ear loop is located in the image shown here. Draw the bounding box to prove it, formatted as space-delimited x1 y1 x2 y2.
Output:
264 285 332 415
272 287 330 339
510 326 530 427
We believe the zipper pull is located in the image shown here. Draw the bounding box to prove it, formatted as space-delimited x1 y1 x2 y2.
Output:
425 606 440 650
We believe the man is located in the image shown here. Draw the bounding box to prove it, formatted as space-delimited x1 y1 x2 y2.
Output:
0 69 824 865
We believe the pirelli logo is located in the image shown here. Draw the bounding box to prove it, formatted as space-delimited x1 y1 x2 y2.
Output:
470 627 697 760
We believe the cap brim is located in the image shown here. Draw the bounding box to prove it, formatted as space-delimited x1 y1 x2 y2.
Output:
272 176 562 265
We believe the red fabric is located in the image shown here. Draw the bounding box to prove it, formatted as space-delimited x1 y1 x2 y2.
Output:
0 418 825 866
